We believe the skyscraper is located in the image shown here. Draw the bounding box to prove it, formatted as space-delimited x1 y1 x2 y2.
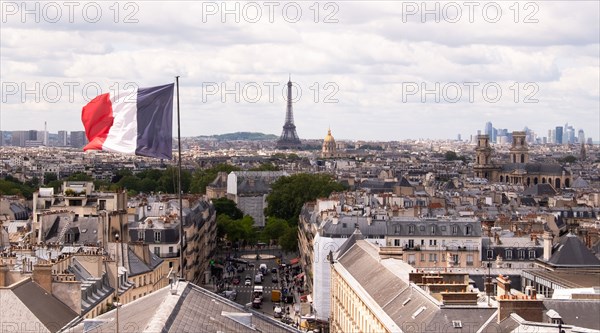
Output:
555 126 563 144
58 130 68 146
484 122 493 142
70 131 87 148
578 129 585 144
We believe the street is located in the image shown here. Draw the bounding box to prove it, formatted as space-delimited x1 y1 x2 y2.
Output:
209 246 305 328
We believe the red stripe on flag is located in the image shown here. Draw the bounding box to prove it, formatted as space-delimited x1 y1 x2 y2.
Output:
81 93 113 151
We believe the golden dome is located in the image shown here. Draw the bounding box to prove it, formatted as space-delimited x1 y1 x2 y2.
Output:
324 128 335 143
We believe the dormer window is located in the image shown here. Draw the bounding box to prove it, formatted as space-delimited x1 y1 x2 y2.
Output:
465 225 472 235
452 225 458 235
408 225 415 235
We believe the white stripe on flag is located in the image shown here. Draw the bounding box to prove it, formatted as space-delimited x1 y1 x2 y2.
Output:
103 88 138 155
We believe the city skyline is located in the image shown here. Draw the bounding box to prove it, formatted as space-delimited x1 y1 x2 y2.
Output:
1 1 599 141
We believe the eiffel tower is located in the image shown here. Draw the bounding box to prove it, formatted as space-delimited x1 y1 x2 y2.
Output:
276 76 302 149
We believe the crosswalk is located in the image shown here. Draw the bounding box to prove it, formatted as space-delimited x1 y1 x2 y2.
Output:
236 285 279 292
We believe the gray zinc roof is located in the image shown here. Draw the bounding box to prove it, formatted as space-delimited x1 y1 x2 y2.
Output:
547 233 600 267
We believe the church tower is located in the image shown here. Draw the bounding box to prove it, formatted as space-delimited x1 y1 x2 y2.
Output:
474 134 497 180
509 131 529 164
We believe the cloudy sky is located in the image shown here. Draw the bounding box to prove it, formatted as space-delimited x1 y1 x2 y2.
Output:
1 1 598 141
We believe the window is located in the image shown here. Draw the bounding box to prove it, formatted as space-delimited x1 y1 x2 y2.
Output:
154 247 160 256
529 250 536 259
169 246 174 253
408 239 415 248
430 225 436 234
452 320 462 328
467 254 473 266
429 253 437 262
342 223 347 228
452 225 458 235
138 231 144 241
421 239 425 246
420 225 425 231
394 239 400 246
518 249 525 259
420 253 425 261
487 249 493 259
465 225 472 235
408 254 415 265
154 231 161 242
451 254 459 264
505 249 512 259
429 239 437 246
408 225 415 235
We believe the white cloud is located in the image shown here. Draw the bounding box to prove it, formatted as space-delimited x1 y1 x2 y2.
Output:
0 1 598 141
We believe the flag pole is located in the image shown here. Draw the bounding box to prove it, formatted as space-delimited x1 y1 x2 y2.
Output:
176 76 185 280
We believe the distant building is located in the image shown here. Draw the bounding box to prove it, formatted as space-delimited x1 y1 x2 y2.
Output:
226 171 287 227
321 128 341 158
70 131 87 149
58 130 68 146
555 126 563 144
473 132 572 188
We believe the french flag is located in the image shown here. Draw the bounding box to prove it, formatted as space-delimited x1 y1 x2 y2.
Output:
81 83 174 159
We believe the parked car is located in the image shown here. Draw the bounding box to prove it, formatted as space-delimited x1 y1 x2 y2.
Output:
252 298 261 309
271 267 277 274
245 279 252 286
273 306 283 318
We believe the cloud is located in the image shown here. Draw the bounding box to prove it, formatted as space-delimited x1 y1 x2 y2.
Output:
0 1 598 141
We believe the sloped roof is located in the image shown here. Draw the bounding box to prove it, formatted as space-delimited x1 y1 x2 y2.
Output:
543 299 600 330
571 177 590 189
335 228 364 259
502 163 566 175
547 233 600 267
12 280 79 332
126 247 163 276
522 183 557 196
335 241 496 331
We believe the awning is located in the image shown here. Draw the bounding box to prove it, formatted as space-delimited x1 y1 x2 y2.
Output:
289 258 300 265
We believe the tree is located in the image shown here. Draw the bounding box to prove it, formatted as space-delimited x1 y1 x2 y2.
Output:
212 197 243 219
559 155 577 164
250 163 280 171
218 214 257 246
279 227 299 253
67 172 93 181
444 151 459 161
261 217 290 243
43 172 58 184
266 173 346 224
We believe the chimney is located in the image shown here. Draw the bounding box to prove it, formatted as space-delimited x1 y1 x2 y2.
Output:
496 274 511 298
131 242 151 266
0 261 8 287
32 261 53 293
543 231 553 261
